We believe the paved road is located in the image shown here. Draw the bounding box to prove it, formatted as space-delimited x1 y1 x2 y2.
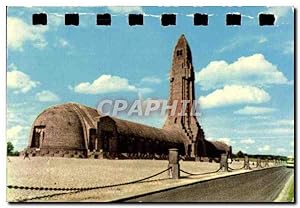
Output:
124 167 293 202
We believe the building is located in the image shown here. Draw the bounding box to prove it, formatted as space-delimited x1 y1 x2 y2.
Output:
163 34 206 159
25 103 100 158
22 35 231 160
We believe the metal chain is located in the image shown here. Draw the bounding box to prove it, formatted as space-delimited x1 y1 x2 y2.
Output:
9 167 172 202
180 166 222 176
228 165 245 171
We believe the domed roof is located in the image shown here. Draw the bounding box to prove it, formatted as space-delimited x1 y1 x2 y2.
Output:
99 116 189 144
28 102 100 150
210 141 231 152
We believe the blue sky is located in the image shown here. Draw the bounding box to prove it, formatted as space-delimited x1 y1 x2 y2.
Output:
7 6 294 156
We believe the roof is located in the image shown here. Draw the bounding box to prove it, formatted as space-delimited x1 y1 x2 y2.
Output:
174 34 192 63
35 102 100 129
28 103 100 150
99 116 189 144
210 141 231 152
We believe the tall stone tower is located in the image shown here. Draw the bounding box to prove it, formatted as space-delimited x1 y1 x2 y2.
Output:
163 34 205 158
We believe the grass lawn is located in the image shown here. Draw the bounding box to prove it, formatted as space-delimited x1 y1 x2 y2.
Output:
287 178 294 202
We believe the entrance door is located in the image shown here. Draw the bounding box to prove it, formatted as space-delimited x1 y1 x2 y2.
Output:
31 126 45 148
102 131 113 152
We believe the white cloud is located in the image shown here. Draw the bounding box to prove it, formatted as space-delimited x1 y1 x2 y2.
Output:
7 125 25 141
36 90 60 102
7 102 37 120
138 88 154 94
7 64 39 93
196 54 289 90
246 119 294 128
258 144 271 152
258 36 268 44
253 116 270 120
199 85 270 109
283 41 294 55
218 36 267 53
264 7 291 23
7 125 30 146
141 76 162 84
209 137 235 146
6 102 42 150
268 119 294 126
107 6 144 14
276 147 285 153
234 106 277 115
48 13 65 27
240 138 255 144
268 127 294 135
7 104 29 126
234 127 293 138
218 138 234 145
58 38 69 48
7 16 48 51
74 74 137 94
290 141 294 147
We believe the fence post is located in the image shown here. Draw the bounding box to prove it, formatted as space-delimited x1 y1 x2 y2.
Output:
220 154 228 172
256 157 262 168
244 156 250 170
168 148 180 179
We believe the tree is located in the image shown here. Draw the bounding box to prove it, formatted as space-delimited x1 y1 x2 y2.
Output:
236 150 244 158
7 142 19 156
7 142 14 156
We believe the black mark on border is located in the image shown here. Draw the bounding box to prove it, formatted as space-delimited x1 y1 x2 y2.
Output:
65 13 79 26
31 12 278 27
226 14 241 26
161 14 176 26
97 13 111 26
32 13 47 25
194 13 208 26
128 14 143 26
259 14 275 26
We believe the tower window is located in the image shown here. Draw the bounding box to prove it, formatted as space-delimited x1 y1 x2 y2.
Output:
176 50 183 56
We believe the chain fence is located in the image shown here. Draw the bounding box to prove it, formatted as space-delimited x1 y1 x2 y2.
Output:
179 166 222 176
228 165 245 171
8 167 171 202
8 157 281 202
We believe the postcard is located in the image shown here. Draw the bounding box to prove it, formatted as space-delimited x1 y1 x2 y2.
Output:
6 6 295 203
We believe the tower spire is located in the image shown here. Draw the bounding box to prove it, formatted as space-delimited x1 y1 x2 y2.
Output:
163 34 205 158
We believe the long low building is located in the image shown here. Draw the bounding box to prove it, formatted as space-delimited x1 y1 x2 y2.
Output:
94 115 188 159
22 102 231 160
